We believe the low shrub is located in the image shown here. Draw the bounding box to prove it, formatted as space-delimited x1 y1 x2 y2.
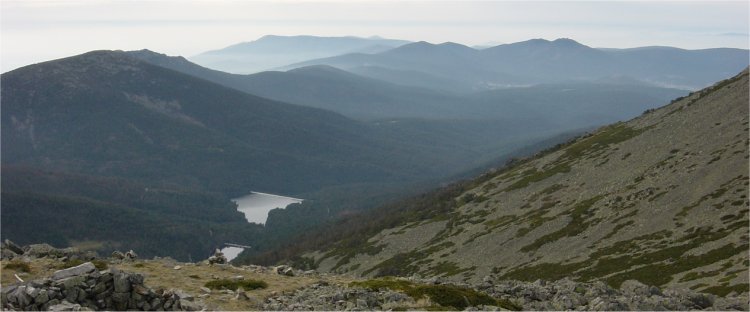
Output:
4 261 31 273
204 279 268 291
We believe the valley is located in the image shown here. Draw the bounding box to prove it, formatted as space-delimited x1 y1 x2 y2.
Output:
1 27 749 310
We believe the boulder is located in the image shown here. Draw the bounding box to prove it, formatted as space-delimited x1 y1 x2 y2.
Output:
124 250 138 260
620 280 651 296
113 273 131 293
52 262 96 280
3 239 24 255
208 249 227 265
1 249 18 260
111 251 125 260
48 300 84 311
24 244 57 258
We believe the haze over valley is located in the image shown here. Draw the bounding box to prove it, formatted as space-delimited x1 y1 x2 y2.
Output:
1 1 748 310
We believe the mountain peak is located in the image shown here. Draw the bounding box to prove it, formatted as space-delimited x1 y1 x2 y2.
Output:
552 38 589 48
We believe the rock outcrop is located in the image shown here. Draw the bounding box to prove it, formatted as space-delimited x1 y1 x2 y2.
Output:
1 241 97 262
260 276 749 311
1 262 203 311
207 249 227 265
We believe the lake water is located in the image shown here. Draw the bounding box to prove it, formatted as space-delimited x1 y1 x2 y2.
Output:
220 192 303 261
233 191 304 225
221 246 244 262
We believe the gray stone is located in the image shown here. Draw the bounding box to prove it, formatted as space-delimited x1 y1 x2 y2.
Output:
64 287 79 303
24 243 57 258
111 292 129 310
25 285 40 298
179 299 201 311
3 239 24 255
1 248 18 260
150 297 163 309
35 289 50 304
620 279 650 296
111 250 125 259
133 284 150 296
48 300 83 311
91 281 108 294
52 262 96 280
687 292 714 309
356 298 368 308
60 276 87 290
113 274 131 293
125 250 138 260
76 287 88 302
128 273 145 285
43 298 61 310
97 272 113 284
235 289 249 301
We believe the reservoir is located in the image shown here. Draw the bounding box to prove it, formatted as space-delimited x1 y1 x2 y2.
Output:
233 191 304 225
221 192 303 261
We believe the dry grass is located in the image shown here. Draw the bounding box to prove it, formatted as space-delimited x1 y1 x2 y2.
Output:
1 258 355 310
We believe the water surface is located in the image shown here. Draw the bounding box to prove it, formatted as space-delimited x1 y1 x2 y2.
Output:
233 191 303 224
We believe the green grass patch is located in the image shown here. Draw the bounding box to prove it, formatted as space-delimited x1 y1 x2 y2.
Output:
351 278 521 310
701 283 749 297
204 279 268 291
504 164 571 191
561 124 644 160
520 195 604 252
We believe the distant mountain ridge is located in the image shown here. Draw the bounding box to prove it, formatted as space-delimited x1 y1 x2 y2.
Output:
190 35 411 74
129 49 686 127
282 38 749 92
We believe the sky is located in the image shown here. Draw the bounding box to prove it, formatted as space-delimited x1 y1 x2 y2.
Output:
1 0 748 73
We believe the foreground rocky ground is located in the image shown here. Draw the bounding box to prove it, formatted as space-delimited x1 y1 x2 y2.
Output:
2 242 748 310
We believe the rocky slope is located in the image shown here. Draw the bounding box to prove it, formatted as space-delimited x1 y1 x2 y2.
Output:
305 69 750 298
2 242 747 311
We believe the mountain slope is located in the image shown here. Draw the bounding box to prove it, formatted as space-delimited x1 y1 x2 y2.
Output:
301 69 750 296
283 38 749 92
3 50 558 260
1 50 483 196
190 35 410 74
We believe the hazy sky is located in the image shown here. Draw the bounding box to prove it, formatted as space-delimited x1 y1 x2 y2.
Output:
2 0 748 72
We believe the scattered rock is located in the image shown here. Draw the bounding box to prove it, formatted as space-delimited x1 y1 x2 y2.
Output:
111 251 125 260
124 250 138 261
3 262 204 311
3 239 24 255
52 262 96 280
208 249 227 265
173 265 182 270
275 265 295 276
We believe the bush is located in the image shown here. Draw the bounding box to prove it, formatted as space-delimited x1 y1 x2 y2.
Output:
4 261 31 273
204 279 268 291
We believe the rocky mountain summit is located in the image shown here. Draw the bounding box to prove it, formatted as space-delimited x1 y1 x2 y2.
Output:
2 241 748 311
303 69 749 298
